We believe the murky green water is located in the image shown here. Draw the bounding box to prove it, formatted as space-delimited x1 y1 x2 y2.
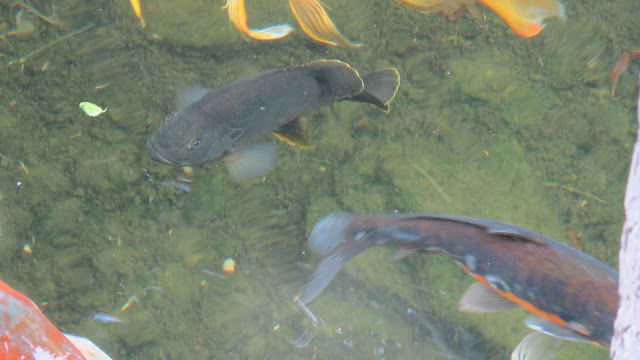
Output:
0 0 637 359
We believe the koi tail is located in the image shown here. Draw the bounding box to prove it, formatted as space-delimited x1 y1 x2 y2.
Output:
296 213 373 305
288 0 362 47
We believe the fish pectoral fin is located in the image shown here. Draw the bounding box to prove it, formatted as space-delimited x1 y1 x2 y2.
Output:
524 317 592 343
174 86 210 111
272 117 314 148
511 331 565 360
349 68 400 112
288 0 362 47
224 142 275 182
458 282 520 312
64 334 113 360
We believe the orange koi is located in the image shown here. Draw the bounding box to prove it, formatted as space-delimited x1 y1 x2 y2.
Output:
397 0 565 38
297 213 618 358
0 279 113 360
222 0 294 41
477 0 566 37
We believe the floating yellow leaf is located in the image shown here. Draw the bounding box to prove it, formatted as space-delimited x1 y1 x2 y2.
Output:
79 102 107 117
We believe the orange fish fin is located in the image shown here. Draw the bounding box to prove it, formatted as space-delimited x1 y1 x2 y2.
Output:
288 0 362 47
224 0 294 41
129 0 142 19
478 0 566 38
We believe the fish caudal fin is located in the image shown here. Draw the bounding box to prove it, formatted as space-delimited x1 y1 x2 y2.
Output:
350 68 400 112
64 334 113 360
224 0 294 41
511 331 565 360
224 142 276 182
296 213 372 305
288 0 362 47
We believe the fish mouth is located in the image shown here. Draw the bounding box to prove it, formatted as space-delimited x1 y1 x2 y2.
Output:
146 139 174 165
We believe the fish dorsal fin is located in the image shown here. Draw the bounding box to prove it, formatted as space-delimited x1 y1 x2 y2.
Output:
174 86 210 111
305 60 364 99
411 214 550 246
458 282 520 312
511 331 565 360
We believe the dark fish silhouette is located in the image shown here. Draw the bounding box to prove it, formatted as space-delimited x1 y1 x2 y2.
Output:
146 60 399 180
296 213 619 359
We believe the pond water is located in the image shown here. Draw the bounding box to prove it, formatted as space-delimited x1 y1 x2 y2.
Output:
0 0 636 359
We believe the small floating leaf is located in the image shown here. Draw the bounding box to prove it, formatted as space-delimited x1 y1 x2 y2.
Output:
79 102 107 116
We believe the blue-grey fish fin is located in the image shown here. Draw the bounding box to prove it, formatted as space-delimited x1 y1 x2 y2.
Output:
350 68 400 112
272 117 313 148
458 282 520 312
308 213 355 256
174 86 210 111
296 241 371 305
511 331 565 360
525 317 592 343
297 213 372 305
223 142 275 182
306 60 364 99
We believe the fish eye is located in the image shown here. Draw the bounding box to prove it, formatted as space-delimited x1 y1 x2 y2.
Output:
187 138 201 150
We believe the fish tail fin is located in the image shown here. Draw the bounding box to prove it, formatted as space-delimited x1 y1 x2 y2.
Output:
288 0 362 47
350 67 400 112
296 213 373 305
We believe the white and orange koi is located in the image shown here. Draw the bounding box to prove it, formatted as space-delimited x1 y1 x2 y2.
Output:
0 279 113 360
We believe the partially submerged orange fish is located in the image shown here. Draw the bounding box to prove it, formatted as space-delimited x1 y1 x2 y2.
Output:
223 0 360 47
224 0 565 47
296 213 618 358
397 0 566 38
0 279 113 360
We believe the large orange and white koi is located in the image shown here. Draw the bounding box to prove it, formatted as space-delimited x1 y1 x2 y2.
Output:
0 279 113 360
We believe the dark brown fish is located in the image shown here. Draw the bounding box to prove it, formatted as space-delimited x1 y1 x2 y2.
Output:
146 60 400 180
297 213 619 358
